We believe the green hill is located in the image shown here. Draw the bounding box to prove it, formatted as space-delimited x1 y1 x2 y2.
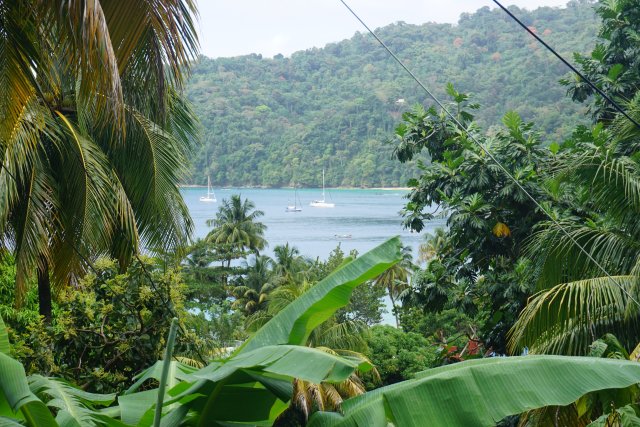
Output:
185 0 598 188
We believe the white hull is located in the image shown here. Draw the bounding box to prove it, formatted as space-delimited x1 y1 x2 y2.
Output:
200 175 217 203
310 200 335 208
286 205 302 212
310 169 335 208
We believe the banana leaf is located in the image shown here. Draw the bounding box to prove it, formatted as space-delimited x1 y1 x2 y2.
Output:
238 236 402 354
117 345 368 426
109 238 401 426
309 356 640 427
0 353 57 426
0 314 8 355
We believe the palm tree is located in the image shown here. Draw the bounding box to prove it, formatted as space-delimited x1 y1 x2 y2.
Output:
206 195 267 268
373 244 415 327
509 113 640 355
271 243 310 287
418 228 450 263
0 0 199 318
231 254 274 315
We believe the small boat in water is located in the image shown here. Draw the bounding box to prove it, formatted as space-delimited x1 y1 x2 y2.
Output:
310 169 335 208
199 176 217 203
334 234 352 239
286 185 302 212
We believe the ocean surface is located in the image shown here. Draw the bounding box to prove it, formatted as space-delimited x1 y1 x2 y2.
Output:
182 187 446 324
182 187 445 260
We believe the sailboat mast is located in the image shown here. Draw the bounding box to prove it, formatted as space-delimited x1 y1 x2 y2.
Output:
322 169 326 200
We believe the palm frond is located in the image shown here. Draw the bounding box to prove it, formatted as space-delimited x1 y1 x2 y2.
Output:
508 275 640 355
526 220 640 289
43 0 124 127
114 107 194 255
0 2 44 143
313 320 368 352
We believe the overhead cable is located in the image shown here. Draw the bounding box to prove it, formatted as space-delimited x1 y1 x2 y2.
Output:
492 0 640 130
338 0 640 307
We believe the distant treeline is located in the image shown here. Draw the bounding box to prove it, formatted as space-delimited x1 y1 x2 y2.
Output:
185 0 598 188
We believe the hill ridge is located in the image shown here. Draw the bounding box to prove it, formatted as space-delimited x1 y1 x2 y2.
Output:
186 0 598 187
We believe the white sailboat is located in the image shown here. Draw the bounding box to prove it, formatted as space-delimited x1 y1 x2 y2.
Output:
286 185 302 212
310 169 335 208
199 176 217 203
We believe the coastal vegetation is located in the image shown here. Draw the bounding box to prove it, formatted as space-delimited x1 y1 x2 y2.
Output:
187 0 599 188
2 0 640 426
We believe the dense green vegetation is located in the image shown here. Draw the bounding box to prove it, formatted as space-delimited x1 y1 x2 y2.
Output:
5 0 640 425
187 0 598 188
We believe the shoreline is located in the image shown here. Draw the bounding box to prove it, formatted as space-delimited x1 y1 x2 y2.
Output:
180 185 410 191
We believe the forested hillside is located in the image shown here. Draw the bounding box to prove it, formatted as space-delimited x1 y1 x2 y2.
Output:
186 0 598 187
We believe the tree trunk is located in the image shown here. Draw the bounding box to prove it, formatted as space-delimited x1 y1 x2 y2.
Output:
37 260 52 321
389 292 400 329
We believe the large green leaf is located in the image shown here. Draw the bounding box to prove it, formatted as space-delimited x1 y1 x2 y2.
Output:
589 404 640 426
0 353 57 426
117 388 157 426
0 314 9 355
0 417 23 427
29 375 115 427
116 344 360 426
125 361 197 395
309 356 640 427
110 239 401 426
238 237 402 354
142 345 367 427
194 345 369 384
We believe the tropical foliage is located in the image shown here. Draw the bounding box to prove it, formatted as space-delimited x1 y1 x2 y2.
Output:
5 0 640 426
3 240 640 427
391 0 640 370
186 1 599 188
205 195 267 268
0 0 199 319
0 255 211 393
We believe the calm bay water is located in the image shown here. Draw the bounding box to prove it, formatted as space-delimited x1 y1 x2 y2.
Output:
182 187 445 325
182 187 445 261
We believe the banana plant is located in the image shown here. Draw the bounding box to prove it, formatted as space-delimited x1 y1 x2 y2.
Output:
308 356 640 427
4 237 640 426
103 236 404 426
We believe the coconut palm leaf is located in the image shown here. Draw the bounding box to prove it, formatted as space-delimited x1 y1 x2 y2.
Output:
529 143 640 289
206 195 267 255
41 0 123 126
0 2 46 143
508 276 640 355
527 220 640 289
0 0 200 316
113 107 194 254
9 161 58 301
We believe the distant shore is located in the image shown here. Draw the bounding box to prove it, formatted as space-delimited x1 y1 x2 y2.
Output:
179 185 410 191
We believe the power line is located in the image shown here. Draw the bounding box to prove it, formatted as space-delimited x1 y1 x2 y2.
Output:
338 0 640 308
492 0 640 130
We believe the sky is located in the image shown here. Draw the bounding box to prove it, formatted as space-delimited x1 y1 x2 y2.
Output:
197 0 572 59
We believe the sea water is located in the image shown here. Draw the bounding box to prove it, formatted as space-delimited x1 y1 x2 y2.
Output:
182 187 446 324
